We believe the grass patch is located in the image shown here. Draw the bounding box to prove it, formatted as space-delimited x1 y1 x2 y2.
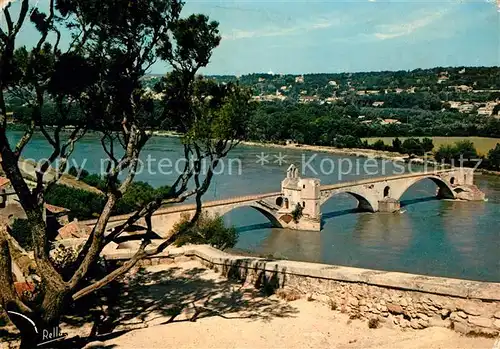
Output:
363 136 500 156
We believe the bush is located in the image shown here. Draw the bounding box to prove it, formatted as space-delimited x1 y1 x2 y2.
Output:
10 218 32 250
435 140 478 164
114 181 171 215
45 184 106 220
401 138 424 156
487 143 500 169
172 212 238 250
421 137 434 153
435 144 457 163
392 137 402 153
45 176 171 220
454 140 477 160
368 317 380 329
372 139 387 151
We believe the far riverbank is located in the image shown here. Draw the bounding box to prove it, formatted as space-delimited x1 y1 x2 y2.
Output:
240 140 407 162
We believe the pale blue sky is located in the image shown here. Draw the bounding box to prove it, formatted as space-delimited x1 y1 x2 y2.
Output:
6 0 500 74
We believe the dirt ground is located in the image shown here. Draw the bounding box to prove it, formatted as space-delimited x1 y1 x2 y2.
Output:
85 260 497 349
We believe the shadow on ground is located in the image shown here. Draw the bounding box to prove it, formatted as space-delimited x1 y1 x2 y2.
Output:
60 262 298 348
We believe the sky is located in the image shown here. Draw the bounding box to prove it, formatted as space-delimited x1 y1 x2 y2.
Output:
3 0 500 75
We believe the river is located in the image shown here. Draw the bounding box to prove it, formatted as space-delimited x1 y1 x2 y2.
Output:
7 131 500 282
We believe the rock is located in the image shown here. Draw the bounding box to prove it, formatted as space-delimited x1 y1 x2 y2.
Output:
450 312 467 322
494 311 500 319
379 300 386 306
429 316 452 328
400 319 410 328
150 258 159 266
440 308 451 318
468 317 492 328
457 311 468 319
159 257 174 264
349 297 359 306
476 328 499 337
380 306 387 312
174 255 193 263
399 298 408 307
428 305 438 312
417 313 429 321
453 321 469 334
359 299 366 306
387 303 404 314
418 318 429 328
141 259 151 266
359 306 369 313
457 301 482 316
494 319 500 329
410 319 424 329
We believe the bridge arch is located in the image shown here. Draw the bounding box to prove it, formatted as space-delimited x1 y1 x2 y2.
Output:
210 203 282 228
321 190 377 213
393 175 456 201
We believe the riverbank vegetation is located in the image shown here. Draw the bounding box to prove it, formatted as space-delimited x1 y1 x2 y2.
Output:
43 166 172 220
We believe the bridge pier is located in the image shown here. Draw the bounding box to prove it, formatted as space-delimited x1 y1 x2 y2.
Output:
378 198 401 213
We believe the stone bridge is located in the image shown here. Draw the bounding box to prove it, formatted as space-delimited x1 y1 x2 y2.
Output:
83 165 485 234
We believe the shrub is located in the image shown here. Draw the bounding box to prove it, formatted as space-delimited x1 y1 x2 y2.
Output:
372 139 387 151
368 317 380 329
487 143 500 169
291 204 303 223
402 138 424 156
421 137 434 153
392 137 402 153
10 218 32 250
172 212 238 250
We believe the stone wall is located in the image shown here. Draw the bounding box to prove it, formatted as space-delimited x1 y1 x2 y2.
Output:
103 244 500 336
283 273 499 336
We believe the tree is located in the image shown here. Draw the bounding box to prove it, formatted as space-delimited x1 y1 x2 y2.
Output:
435 144 457 163
493 104 500 116
421 138 434 153
401 138 424 156
487 143 500 170
0 1 254 346
372 139 387 151
454 140 477 161
392 137 402 153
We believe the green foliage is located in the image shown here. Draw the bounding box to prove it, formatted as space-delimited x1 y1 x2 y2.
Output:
114 181 171 215
454 140 478 160
334 135 362 148
421 138 434 153
45 184 106 220
10 219 33 251
493 104 500 116
392 137 403 153
435 144 458 163
487 143 500 169
291 204 303 223
435 141 479 164
372 139 387 151
172 212 238 250
401 138 425 156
